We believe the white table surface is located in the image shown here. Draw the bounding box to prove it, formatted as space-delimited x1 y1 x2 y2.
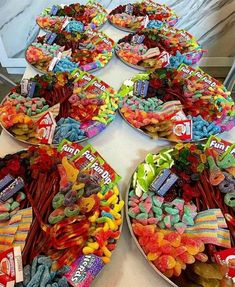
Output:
1 21 235 287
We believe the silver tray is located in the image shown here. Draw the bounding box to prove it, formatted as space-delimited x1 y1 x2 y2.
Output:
115 49 148 71
36 3 108 32
118 102 220 144
0 86 118 146
25 31 115 75
125 178 177 287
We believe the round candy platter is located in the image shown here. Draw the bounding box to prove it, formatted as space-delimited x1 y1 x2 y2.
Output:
36 1 108 33
126 140 235 287
108 0 178 32
118 66 235 143
0 71 120 145
116 27 204 71
26 29 115 74
0 141 124 286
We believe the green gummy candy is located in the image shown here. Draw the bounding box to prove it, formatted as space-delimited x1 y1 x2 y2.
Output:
152 196 163 208
158 221 166 229
152 206 163 217
163 215 172 228
136 213 148 219
128 210 136 218
165 206 179 215
129 190 135 197
27 108 32 116
182 214 194 226
11 201 20 211
171 214 180 225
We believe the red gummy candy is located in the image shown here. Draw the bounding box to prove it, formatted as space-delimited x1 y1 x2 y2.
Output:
164 232 181 248
177 251 195 264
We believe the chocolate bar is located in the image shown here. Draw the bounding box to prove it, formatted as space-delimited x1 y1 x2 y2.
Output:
133 80 149 98
157 173 178 196
50 5 59 16
0 177 24 203
150 169 178 196
150 169 171 192
125 4 133 15
0 174 14 192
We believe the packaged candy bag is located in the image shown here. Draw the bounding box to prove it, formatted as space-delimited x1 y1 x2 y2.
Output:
71 144 121 192
57 139 83 158
65 255 104 287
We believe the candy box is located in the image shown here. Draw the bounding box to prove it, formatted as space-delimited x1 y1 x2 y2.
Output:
71 144 121 191
64 255 104 287
214 248 235 278
204 135 233 156
0 246 23 287
57 139 83 158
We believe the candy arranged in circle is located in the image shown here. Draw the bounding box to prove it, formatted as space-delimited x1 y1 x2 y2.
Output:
0 71 120 145
26 30 115 74
119 65 235 142
0 141 123 286
36 1 108 32
127 139 235 286
116 27 204 70
108 0 178 32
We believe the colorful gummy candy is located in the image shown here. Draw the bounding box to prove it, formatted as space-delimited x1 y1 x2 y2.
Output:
132 223 207 278
108 0 178 31
26 29 115 74
127 138 235 283
36 1 108 33
0 71 120 145
119 65 235 142
116 27 203 70
0 142 123 286
18 256 69 287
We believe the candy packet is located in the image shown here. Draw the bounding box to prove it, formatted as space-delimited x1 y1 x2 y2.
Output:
64 255 104 287
57 139 83 158
214 248 235 279
204 135 233 156
71 144 121 192
0 246 23 287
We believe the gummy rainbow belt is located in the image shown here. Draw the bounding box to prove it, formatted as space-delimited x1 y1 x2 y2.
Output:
185 209 231 248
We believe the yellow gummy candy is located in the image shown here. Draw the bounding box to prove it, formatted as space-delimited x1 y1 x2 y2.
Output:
113 201 124 212
83 246 94 254
102 246 112 257
87 242 99 250
89 211 99 223
102 256 110 264
62 157 79 182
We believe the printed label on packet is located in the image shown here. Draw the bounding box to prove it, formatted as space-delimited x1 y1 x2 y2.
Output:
0 177 24 203
214 248 235 278
44 32 57 45
71 144 121 191
20 80 36 98
197 73 220 90
75 73 96 89
37 112 56 126
131 34 145 45
57 139 83 158
125 3 133 15
204 136 233 155
65 255 104 287
176 64 196 80
84 79 110 96
172 119 192 141
133 80 149 98
50 5 59 16
0 246 23 286
37 125 56 144
48 52 62 72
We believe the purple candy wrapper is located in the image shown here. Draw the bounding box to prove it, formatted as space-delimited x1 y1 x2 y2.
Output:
81 121 106 138
65 255 104 287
